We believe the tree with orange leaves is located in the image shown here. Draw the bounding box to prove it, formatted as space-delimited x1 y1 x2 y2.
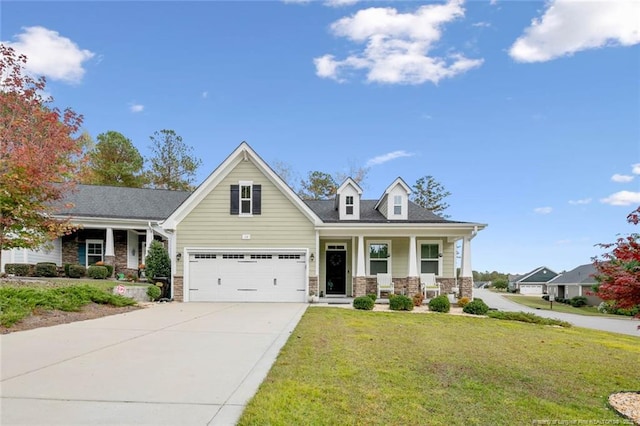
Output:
0 44 84 267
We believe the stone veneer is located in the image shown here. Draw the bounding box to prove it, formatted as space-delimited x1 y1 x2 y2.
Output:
353 276 367 297
353 276 471 299
459 277 473 299
308 276 318 296
173 276 184 302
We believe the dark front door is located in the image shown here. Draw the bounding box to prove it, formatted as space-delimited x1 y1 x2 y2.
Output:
325 250 346 295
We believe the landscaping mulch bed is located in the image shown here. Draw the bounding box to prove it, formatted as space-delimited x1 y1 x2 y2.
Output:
0 303 141 334
609 392 640 425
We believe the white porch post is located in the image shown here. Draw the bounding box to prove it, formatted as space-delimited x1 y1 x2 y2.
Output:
356 235 366 277
408 235 417 277
145 229 154 256
105 227 115 257
460 236 472 277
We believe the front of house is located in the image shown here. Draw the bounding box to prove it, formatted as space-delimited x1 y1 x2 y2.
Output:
3 142 486 303
509 266 558 295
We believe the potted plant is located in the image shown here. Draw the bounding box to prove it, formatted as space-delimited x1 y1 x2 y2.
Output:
138 264 146 280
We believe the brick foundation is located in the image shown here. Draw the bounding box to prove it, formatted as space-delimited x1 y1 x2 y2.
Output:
459 277 473 299
438 278 456 295
173 276 184 302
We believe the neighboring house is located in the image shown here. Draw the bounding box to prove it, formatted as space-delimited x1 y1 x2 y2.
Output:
509 266 559 295
4 142 487 303
547 263 602 305
1 185 190 277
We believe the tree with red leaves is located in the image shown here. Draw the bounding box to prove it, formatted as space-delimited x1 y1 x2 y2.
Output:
0 45 84 267
593 207 640 316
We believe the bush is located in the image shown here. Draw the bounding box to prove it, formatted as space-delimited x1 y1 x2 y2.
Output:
353 296 374 310
35 262 58 277
104 264 114 277
428 295 450 313
389 295 413 311
487 311 571 328
542 294 550 301
64 263 71 277
463 299 489 315
366 293 377 302
570 296 588 308
68 264 86 278
412 293 424 307
457 297 470 308
87 265 108 279
4 263 33 276
147 284 162 301
145 240 171 280
492 278 508 290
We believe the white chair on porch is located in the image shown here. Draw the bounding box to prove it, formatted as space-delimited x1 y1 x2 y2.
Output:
420 273 440 299
376 273 394 298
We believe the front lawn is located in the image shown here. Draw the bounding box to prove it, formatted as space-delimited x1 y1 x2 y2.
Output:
504 295 614 317
238 308 638 425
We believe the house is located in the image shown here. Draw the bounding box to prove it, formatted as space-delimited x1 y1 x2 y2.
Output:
547 263 602 305
508 266 559 295
3 142 487 303
1 185 191 277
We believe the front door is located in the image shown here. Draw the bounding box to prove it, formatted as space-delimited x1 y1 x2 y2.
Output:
325 250 346 295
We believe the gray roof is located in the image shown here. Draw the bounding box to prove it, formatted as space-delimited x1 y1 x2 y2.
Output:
549 263 598 285
304 199 465 223
56 184 191 221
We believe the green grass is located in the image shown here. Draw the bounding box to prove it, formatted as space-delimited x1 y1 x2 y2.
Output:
504 295 614 317
0 283 137 327
238 308 639 426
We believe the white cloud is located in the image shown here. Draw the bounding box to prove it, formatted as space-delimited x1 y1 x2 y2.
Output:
632 163 640 175
611 173 634 183
314 1 483 84
568 198 592 205
325 0 360 7
600 191 640 206
201 91 208 99
509 0 640 63
472 22 491 28
129 103 144 113
534 207 553 214
366 150 414 166
3 26 94 83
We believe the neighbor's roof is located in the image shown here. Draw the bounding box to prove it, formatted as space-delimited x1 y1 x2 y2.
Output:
55 184 191 221
549 263 598 285
304 199 467 223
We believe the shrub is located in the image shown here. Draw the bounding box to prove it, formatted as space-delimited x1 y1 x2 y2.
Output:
145 240 171 280
147 284 162 301
492 278 508 290
366 293 377 302
542 295 550 301
389 295 413 311
412 293 424 307
487 311 571 328
87 265 108 279
428 295 450 313
4 263 33 276
68 264 86 278
64 263 71 277
457 297 470 308
35 262 58 277
570 296 588 308
353 296 374 310
463 299 489 315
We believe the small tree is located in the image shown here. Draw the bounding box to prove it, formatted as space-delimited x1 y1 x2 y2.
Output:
593 207 640 315
411 175 451 218
145 240 171 280
492 278 508 291
147 129 202 191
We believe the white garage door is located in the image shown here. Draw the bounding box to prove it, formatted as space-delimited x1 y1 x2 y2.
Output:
520 285 543 295
188 252 307 302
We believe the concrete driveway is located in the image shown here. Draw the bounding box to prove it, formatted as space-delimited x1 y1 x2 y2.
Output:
1 302 307 425
474 288 639 337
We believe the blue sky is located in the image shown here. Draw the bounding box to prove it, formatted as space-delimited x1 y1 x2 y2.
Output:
2 0 639 275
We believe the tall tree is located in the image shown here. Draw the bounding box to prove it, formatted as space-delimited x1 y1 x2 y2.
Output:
84 131 146 187
147 129 201 191
411 175 451 218
298 171 337 200
593 207 640 315
0 45 84 265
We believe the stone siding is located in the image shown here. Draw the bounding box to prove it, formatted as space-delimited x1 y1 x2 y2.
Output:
173 276 184 302
62 238 78 265
308 276 318 296
459 277 473 299
353 276 367 297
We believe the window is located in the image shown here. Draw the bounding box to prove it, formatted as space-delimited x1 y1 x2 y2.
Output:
86 240 103 266
240 184 252 214
345 196 354 215
369 242 389 275
420 243 440 275
393 195 402 215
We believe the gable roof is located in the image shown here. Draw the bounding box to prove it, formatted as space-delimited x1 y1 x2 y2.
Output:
549 263 597 285
163 142 322 229
56 184 191 221
515 266 559 284
374 177 411 210
336 177 363 195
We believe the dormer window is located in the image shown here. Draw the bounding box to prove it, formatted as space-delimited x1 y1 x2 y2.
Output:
393 195 402 215
346 196 354 215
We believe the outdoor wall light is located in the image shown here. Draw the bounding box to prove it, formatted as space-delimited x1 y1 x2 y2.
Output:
438 253 443 258
309 253 315 262
176 252 182 261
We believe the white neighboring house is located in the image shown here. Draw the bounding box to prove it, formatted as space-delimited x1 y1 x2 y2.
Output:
1 239 62 272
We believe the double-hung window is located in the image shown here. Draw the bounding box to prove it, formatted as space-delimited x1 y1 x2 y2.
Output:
345 196 354 215
369 242 390 275
420 243 440 275
230 182 261 216
393 195 402 215
240 184 252 215
86 240 104 266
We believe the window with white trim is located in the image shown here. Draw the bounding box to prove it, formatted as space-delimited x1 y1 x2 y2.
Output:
393 195 402 215
345 196 354 215
86 240 104 266
420 243 440 275
368 241 390 275
240 184 252 214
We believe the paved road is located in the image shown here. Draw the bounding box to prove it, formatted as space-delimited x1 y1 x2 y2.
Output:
474 288 639 337
1 302 307 425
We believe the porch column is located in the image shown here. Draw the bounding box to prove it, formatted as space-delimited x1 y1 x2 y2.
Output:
407 235 420 297
353 235 367 297
459 236 473 299
145 229 154 256
104 227 115 276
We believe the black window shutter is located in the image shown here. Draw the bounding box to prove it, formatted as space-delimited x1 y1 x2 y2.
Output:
253 185 262 215
230 185 239 215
